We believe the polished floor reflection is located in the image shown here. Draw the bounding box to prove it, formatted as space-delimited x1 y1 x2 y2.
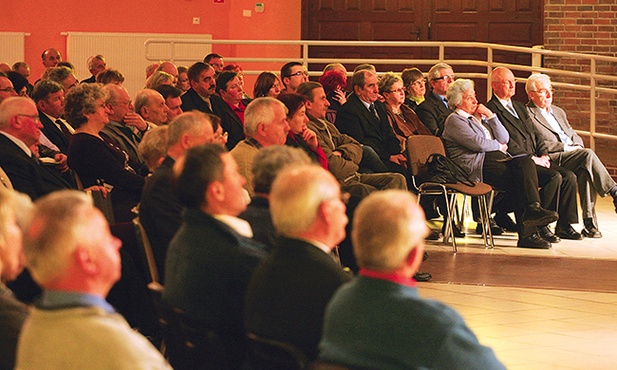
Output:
421 196 617 369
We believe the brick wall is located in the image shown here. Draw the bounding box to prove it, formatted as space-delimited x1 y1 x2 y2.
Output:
543 0 617 179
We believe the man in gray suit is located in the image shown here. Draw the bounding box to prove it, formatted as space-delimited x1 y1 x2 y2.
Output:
526 73 617 238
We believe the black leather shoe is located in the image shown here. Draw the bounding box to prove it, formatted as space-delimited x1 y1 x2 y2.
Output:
538 226 560 243
425 230 442 241
581 218 602 238
522 202 558 228
475 218 504 236
441 223 465 237
413 271 432 282
555 224 583 240
613 196 617 214
494 212 518 232
517 233 551 249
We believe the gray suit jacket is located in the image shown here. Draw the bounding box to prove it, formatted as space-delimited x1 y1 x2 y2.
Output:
526 102 584 153
441 112 509 182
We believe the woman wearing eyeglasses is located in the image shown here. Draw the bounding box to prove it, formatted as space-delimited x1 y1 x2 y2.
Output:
402 67 427 111
379 72 431 151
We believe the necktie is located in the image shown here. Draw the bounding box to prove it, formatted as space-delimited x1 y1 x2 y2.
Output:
506 102 519 119
369 104 378 118
56 119 72 141
443 98 449 108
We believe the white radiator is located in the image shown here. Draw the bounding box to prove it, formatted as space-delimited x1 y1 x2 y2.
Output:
0 32 26 67
65 32 212 98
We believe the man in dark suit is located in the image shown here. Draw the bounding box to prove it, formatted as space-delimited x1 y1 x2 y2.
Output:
163 144 267 369
487 67 581 241
180 62 220 114
139 111 215 281
335 70 406 176
416 62 455 136
0 97 71 200
32 80 72 154
526 73 617 238
213 70 251 150
244 164 352 361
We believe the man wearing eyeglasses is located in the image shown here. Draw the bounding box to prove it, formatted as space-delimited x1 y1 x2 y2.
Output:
527 73 617 237
416 62 456 136
0 73 18 103
280 61 309 93
0 97 71 200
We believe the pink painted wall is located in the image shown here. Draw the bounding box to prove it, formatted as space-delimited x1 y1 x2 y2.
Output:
0 0 301 89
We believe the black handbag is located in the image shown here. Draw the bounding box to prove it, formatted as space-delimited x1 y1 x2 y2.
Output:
426 153 475 187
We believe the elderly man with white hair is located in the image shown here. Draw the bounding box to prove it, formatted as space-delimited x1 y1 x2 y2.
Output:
319 190 506 370
16 190 171 369
526 73 617 238
134 88 169 126
245 164 352 361
230 97 290 196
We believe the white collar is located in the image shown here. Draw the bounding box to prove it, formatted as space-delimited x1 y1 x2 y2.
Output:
213 214 253 238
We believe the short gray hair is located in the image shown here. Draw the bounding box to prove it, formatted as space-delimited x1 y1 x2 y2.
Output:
134 89 161 116
525 73 551 94
427 62 453 81
138 125 169 171
0 97 35 130
270 165 339 236
23 190 96 285
244 97 287 137
446 79 474 110
352 190 428 271
167 111 213 146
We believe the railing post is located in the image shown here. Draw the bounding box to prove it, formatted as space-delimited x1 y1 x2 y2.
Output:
590 58 596 151
486 46 493 100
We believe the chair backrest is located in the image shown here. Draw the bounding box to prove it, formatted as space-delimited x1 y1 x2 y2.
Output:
247 332 309 370
406 135 446 177
147 282 230 370
133 217 159 284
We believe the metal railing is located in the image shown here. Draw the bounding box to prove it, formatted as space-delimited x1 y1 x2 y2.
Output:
145 39 617 151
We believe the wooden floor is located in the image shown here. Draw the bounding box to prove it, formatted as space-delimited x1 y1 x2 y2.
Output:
418 196 617 369
422 252 617 293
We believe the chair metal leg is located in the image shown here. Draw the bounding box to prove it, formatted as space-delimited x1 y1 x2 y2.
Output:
445 191 458 253
479 192 495 249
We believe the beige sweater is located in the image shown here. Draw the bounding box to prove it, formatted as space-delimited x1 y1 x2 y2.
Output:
16 306 171 370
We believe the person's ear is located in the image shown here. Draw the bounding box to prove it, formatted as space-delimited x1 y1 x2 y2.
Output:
75 246 98 276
